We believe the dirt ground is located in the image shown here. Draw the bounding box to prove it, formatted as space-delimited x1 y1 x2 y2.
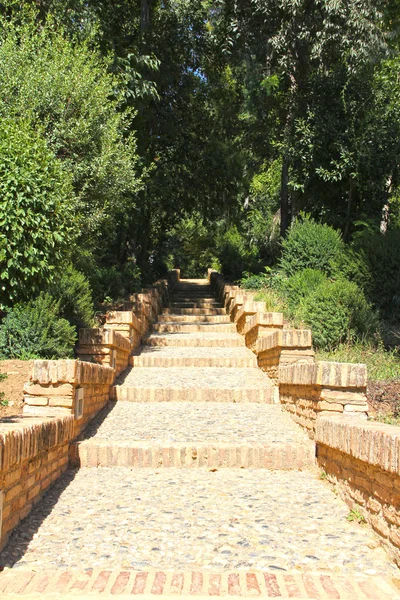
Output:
367 380 400 418
0 360 32 418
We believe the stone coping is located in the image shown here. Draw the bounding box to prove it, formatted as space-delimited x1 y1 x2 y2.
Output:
256 328 311 353
78 328 132 352
0 415 74 471
105 311 143 333
29 360 115 386
316 415 400 476
279 361 367 389
244 312 284 336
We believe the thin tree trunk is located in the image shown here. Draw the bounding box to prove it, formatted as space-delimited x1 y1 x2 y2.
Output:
280 156 290 237
343 178 354 241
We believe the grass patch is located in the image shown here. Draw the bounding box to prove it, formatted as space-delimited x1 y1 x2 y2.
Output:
316 342 400 381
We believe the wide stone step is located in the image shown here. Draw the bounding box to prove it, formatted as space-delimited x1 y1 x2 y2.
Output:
146 332 244 347
170 301 223 308
152 322 236 333
112 367 272 402
2 468 398 597
163 307 227 315
158 315 230 323
70 402 314 469
1 569 397 598
132 346 257 368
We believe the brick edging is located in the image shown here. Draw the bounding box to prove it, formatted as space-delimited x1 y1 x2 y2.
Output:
0 569 398 598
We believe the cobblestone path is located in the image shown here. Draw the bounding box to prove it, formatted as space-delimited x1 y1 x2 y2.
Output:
1 279 399 598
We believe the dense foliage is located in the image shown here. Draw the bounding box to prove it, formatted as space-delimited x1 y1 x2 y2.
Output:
0 1 399 358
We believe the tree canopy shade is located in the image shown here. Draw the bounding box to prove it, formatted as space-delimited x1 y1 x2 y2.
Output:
0 0 399 319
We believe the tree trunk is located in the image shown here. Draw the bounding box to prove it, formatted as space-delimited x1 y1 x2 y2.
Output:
343 178 354 241
280 156 290 237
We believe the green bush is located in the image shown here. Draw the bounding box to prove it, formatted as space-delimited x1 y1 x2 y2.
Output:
217 225 258 280
0 117 74 306
279 216 345 277
353 230 400 317
298 279 378 349
49 265 95 329
0 293 77 359
279 269 327 312
240 273 269 290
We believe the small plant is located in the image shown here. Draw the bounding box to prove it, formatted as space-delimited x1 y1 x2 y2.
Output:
0 371 8 406
320 470 328 480
347 507 366 524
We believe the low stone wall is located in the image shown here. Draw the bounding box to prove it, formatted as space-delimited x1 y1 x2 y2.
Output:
244 312 284 351
316 416 400 567
279 361 368 438
257 329 314 385
23 360 115 434
76 328 132 376
0 416 74 551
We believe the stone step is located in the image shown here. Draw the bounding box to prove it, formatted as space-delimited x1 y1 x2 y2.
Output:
171 295 216 301
170 301 223 308
2 468 398 597
132 346 257 368
70 402 314 469
158 315 231 323
163 307 227 315
152 323 236 333
1 568 397 598
112 367 273 402
146 332 245 347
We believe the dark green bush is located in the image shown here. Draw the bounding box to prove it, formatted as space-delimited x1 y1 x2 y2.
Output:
0 293 77 359
240 273 269 290
279 216 345 277
298 279 378 349
217 226 258 281
49 265 95 329
353 230 400 317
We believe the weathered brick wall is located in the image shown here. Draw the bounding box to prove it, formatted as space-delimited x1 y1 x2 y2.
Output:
244 312 284 351
23 360 115 436
76 328 132 377
0 416 74 551
279 362 368 438
257 329 314 385
316 416 400 567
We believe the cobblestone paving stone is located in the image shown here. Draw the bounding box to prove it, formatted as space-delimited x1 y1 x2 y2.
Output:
1 468 398 578
77 402 308 445
116 367 270 388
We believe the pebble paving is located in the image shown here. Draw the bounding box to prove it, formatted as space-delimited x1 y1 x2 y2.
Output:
117 366 270 388
77 402 308 445
1 468 397 578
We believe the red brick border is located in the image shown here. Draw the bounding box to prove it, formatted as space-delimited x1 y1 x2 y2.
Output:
0 569 398 598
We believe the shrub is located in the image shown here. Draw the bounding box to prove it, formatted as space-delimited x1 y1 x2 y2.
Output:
0 293 77 359
298 279 378 349
240 273 269 290
49 265 95 329
279 269 327 312
0 117 75 306
279 216 345 277
353 230 400 317
217 225 258 280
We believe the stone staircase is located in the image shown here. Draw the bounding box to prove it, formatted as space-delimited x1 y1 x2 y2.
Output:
1 279 400 598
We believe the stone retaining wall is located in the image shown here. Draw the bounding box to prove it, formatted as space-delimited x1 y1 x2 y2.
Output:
0 416 74 551
76 328 132 376
316 416 400 567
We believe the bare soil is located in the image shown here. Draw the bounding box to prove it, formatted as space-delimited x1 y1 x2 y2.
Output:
0 360 32 418
367 380 400 417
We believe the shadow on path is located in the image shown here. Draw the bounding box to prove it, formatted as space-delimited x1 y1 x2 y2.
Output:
0 469 78 569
